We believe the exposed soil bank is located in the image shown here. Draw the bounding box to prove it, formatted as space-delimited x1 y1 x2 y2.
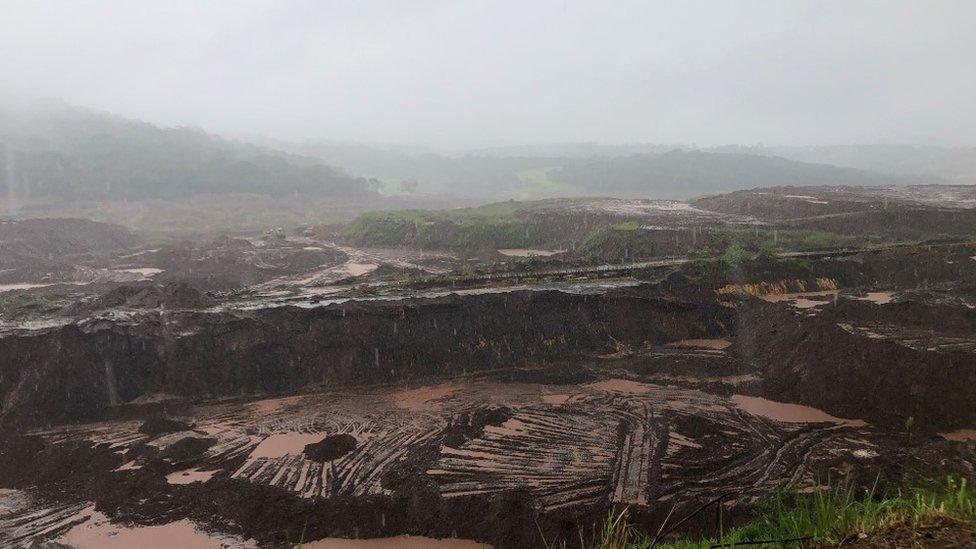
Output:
738 296 976 429
0 286 732 425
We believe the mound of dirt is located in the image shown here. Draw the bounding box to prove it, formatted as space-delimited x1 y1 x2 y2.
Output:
157 434 217 461
693 186 976 239
67 282 215 314
138 415 192 437
846 515 976 548
442 406 513 448
0 218 138 281
303 434 358 462
738 295 976 429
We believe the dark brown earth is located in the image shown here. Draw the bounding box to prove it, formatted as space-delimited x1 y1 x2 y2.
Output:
843 515 976 548
693 185 976 239
1 190 975 548
304 434 358 462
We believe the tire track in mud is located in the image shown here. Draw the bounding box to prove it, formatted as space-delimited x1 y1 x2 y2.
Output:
426 388 873 511
611 403 663 507
0 502 91 546
4 378 882 547
230 423 443 498
429 407 621 510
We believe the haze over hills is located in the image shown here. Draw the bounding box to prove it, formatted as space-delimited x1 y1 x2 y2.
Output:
0 100 965 222
751 145 976 185
0 100 378 203
3 3 976 548
275 139 926 200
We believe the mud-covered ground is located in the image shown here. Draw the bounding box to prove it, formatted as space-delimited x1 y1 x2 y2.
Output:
1 187 975 548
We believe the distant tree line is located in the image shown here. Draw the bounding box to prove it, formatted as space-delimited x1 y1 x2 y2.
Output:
0 106 378 201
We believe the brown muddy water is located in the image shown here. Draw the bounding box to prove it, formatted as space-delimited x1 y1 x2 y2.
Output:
390 382 460 412
0 283 53 293
665 338 732 350
940 429 976 442
759 290 838 309
302 535 489 548
166 468 218 485
731 395 867 426
337 262 379 277
249 433 328 459
855 291 895 305
496 248 564 257
57 508 257 548
585 378 655 394
2 375 889 547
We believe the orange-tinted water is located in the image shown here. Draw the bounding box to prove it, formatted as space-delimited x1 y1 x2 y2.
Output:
731 395 866 426
302 535 489 548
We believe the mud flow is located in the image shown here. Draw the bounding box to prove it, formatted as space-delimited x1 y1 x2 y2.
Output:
2 190 976 548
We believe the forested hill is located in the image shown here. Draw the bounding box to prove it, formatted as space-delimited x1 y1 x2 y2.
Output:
0 102 378 201
549 150 913 199
284 140 917 200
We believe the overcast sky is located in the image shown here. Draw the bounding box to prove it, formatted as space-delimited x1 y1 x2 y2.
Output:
2 0 975 147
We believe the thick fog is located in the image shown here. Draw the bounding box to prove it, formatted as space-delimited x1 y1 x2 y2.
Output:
2 0 975 148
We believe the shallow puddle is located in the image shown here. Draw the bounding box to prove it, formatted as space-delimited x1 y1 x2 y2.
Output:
541 393 572 405
112 460 141 472
0 282 52 293
166 468 218 485
731 395 866 426
854 291 895 305
339 262 378 277
248 394 306 414
302 535 489 548
665 338 731 350
57 509 255 548
760 290 838 309
496 248 563 257
249 433 325 459
113 267 164 277
391 382 459 412
586 379 654 394
940 429 976 442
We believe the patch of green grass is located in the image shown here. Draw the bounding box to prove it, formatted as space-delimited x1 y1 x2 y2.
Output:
703 228 878 254
612 221 641 231
447 200 528 219
542 477 976 548
341 201 554 250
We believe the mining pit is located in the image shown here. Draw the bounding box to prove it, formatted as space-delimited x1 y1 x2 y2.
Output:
1 191 976 548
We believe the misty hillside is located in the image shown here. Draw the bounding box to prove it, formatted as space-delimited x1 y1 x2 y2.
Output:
547 150 914 199
756 145 976 185
0 102 378 201
283 141 914 200
0 102 933 207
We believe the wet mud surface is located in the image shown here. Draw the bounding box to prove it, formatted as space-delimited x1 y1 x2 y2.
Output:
2 190 976 547
0 369 900 548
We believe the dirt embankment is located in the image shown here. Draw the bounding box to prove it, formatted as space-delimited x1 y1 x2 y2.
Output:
64 282 216 315
737 297 976 430
693 186 976 240
789 207 976 240
0 218 138 282
0 286 733 426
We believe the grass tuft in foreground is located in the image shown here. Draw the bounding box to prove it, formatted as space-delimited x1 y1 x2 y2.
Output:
542 477 975 548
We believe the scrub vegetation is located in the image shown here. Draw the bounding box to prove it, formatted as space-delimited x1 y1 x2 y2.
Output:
544 477 976 548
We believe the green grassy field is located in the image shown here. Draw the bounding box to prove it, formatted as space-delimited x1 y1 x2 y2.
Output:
340 201 549 250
